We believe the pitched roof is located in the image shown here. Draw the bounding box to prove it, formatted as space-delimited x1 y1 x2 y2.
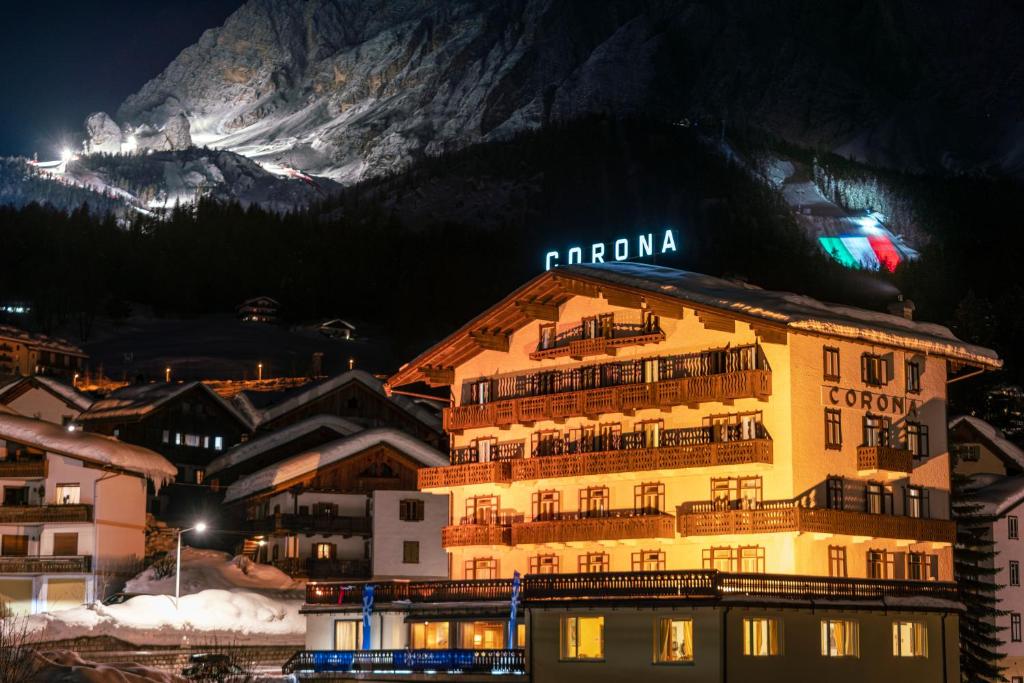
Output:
0 325 87 357
235 370 441 431
0 376 94 412
206 414 364 477
389 263 1001 388
79 381 253 428
950 415 1024 471
223 428 448 503
0 413 176 485
965 473 1024 517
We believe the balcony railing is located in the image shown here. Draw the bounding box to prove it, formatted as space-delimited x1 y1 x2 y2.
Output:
446 345 771 431
273 557 371 579
531 320 665 361
676 501 955 543
283 649 526 676
304 569 959 606
0 555 91 573
245 514 372 535
511 509 675 545
857 445 914 474
0 459 47 478
420 427 771 489
0 504 92 524
442 514 524 547
451 440 525 465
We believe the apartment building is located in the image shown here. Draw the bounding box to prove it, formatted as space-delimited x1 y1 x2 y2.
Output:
0 413 175 614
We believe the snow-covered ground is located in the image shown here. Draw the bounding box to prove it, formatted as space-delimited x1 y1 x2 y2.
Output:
25 549 306 646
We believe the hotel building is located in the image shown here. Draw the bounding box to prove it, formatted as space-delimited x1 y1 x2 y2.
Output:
290 264 999 681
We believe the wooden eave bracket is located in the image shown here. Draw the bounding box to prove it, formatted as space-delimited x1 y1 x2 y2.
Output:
420 366 455 386
470 330 511 353
515 299 559 321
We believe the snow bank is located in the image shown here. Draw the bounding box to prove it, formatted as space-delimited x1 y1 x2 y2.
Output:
33 650 186 682
0 413 176 487
125 548 301 596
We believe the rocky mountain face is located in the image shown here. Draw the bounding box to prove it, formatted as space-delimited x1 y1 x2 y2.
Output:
110 0 1022 183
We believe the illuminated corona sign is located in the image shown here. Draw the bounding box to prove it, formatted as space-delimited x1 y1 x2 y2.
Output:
544 229 678 271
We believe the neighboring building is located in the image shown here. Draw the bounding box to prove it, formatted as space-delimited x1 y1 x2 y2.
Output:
0 376 94 426
0 325 88 381
234 370 445 450
77 382 253 520
206 414 363 489
224 428 448 581
950 415 1024 681
291 263 999 680
0 413 175 614
319 319 356 340
237 296 280 323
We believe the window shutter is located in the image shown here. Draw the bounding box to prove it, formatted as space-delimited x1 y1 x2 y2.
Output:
929 555 939 580
861 355 869 383
883 353 895 383
893 552 907 579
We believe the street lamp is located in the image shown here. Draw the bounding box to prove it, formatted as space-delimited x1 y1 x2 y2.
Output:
258 363 263 381
175 522 207 609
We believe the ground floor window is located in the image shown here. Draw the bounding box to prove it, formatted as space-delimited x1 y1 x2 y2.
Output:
821 619 859 657
654 618 693 662
632 550 665 572
828 546 847 577
461 621 505 649
742 618 780 656
465 557 498 579
892 621 927 657
335 620 361 650
530 554 559 574
578 552 609 573
702 546 765 573
410 621 450 649
561 616 604 660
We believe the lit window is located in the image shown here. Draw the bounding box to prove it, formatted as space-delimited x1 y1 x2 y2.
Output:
174 432 182 446
892 621 927 657
654 618 694 662
214 436 224 451
821 619 859 657
562 616 604 660
195 469 205 485
161 430 169 444
461 621 505 650
743 618 780 656
55 483 80 505
335 620 361 650
313 543 334 560
411 622 450 649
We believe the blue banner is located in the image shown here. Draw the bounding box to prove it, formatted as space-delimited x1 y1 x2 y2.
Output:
362 584 374 650
507 570 521 649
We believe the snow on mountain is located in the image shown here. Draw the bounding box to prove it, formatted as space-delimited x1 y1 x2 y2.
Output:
109 0 1024 182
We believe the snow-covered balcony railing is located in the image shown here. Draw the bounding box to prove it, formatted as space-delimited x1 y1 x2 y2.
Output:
510 508 675 545
445 344 771 432
274 557 371 580
304 570 959 607
442 514 523 548
0 504 92 524
857 444 914 474
0 458 47 478
282 648 526 676
529 317 665 361
0 555 91 573
245 513 372 535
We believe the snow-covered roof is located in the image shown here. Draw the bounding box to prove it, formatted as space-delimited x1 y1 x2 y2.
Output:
223 428 448 503
0 376 94 412
562 264 1000 367
206 414 363 476
965 473 1024 517
0 325 86 356
80 381 253 428
0 413 176 485
950 415 1024 471
236 369 441 431
320 319 355 329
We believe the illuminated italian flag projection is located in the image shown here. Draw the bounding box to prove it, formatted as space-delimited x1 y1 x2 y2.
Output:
818 235 902 272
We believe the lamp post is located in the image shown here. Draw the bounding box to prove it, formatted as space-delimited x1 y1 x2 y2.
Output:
175 522 207 609
258 363 263 382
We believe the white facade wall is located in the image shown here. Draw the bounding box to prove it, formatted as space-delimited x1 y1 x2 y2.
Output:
371 490 448 579
3 389 80 425
993 510 1024 680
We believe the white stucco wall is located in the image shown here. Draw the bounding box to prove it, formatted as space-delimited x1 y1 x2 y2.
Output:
372 490 448 579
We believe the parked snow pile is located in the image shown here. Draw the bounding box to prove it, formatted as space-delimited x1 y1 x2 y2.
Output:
125 548 301 596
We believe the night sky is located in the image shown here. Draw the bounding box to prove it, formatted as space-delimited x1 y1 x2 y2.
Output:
0 1 242 159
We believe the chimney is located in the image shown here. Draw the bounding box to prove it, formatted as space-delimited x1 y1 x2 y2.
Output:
887 295 915 321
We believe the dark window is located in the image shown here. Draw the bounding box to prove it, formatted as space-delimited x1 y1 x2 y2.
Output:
865 482 891 515
399 499 425 522
826 477 844 510
862 414 891 447
907 422 929 458
823 347 841 381
906 486 929 518
532 490 561 520
906 359 922 393
825 409 843 450
867 549 894 579
52 532 78 556
1011 516 1020 540
1013 614 1022 642
861 353 889 386
828 546 847 577
908 552 928 580
1011 561 1021 587
633 482 664 514
2 486 28 506
403 541 420 564
1 534 29 556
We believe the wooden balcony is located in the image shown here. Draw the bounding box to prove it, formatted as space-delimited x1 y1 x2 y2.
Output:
530 330 666 361
0 555 91 573
511 510 675 545
419 460 514 489
442 523 513 547
857 445 914 474
245 514 372 536
0 504 92 524
676 504 955 543
445 369 771 432
0 459 47 478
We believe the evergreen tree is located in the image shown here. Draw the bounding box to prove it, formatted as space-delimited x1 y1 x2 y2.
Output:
952 467 1006 682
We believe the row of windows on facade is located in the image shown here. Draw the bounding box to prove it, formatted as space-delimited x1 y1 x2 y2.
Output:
335 620 525 651
248 499 425 522
561 616 928 661
1 483 81 506
161 431 224 451
264 539 422 564
1 531 79 556
462 477 933 521
462 546 939 581
823 347 923 393
823 409 930 455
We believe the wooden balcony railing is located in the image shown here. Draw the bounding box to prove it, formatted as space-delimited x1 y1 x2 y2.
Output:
0 555 91 573
0 504 92 524
0 460 47 478
273 557 371 579
857 445 914 474
419 460 514 489
283 648 526 675
442 514 523 547
446 370 771 431
676 502 955 543
530 326 666 361
305 569 959 606
245 514 371 535
510 510 675 545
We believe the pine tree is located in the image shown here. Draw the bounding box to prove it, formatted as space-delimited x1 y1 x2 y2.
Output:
952 469 1006 682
